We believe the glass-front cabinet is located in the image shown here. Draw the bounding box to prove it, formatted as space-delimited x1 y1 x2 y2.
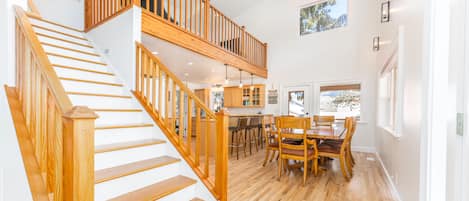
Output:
224 84 265 108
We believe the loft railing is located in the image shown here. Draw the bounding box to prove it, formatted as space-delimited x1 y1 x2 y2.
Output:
14 6 97 201
134 42 228 201
84 0 267 69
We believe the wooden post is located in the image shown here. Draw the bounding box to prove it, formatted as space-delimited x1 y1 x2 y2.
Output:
62 106 98 201
133 0 141 6
84 0 91 29
204 0 210 39
241 26 246 58
264 42 268 69
215 110 229 201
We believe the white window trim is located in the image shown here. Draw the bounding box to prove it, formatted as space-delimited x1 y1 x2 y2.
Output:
316 80 363 121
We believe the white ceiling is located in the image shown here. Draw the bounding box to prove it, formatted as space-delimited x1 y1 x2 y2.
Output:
142 33 264 86
210 0 264 18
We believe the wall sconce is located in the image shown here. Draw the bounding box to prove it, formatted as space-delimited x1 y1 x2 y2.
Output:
373 36 380 51
381 1 390 23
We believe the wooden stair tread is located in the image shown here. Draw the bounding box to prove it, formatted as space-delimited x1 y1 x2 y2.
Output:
92 108 143 112
95 139 166 153
191 198 205 201
59 77 123 87
36 32 93 48
32 24 88 41
67 91 131 98
108 175 197 201
53 64 114 76
42 42 99 56
27 13 84 33
95 156 179 184
46 52 107 65
95 123 154 130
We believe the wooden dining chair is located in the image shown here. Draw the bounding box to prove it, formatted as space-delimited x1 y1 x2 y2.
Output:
262 115 278 166
321 117 356 167
313 115 335 129
317 117 357 181
277 116 319 186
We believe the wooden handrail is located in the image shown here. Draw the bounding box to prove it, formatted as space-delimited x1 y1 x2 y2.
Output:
134 42 228 201
14 6 97 201
28 0 40 16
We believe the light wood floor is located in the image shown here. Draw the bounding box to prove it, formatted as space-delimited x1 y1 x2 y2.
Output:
228 149 397 201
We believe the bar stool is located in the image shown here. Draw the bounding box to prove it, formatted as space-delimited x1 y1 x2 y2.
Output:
247 117 260 154
229 118 248 160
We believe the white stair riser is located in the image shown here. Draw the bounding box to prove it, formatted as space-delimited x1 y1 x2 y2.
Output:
158 184 196 201
42 45 101 62
95 111 147 125
29 18 84 38
60 80 125 95
69 95 138 108
94 163 181 201
47 56 107 72
95 127 156 145
37 36 95 53
54 67 117 83
95 144 167 170
33 27 91 46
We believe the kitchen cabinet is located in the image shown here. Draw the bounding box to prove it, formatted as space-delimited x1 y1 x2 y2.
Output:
224 84 265 107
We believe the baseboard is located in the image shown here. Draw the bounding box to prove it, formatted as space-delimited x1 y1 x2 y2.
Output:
375 152 402 201
351 146 376 153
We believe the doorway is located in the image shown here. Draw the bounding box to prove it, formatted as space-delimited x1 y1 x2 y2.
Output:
281 84 313 116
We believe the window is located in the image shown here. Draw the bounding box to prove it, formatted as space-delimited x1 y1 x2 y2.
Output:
379 68 397 129
300 0 348 35
288 91 306 116
319 84 360 119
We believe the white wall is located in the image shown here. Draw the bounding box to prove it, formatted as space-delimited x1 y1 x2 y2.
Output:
233 0 379 152
34 0 84 30
87 7 142 89
446 0 466 200
374 0 427 200
1 2 33 200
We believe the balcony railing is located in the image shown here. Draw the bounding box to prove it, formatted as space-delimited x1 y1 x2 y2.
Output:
84 0 267 71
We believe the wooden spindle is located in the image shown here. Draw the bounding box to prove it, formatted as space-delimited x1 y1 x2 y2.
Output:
179 90 184 144
195 106 201 166
172 81 177 132
187 97 192 153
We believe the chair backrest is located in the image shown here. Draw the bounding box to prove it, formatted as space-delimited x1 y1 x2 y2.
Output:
238 118 249 129
341 117 357 151
276 116 311 151
313 115 335 128
229 117 239 127
249 117 260 127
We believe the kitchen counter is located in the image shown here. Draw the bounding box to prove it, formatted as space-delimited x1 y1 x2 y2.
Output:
229 114 273 117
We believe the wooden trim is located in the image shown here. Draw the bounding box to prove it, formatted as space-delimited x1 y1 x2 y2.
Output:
95 123 154 130
36 33 93 48
67 91 131 99
4 86 49 201
53 64 114 76
41 42 99 56
27 13 84 33
46 52 106 65
320 84 361 92
32 24 87 41
59 77 123 87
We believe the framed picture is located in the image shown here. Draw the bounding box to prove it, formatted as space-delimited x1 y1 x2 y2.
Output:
381 1 390 23
300 0 348 35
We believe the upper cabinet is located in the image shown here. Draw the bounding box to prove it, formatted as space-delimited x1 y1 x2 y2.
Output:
224 85 265 108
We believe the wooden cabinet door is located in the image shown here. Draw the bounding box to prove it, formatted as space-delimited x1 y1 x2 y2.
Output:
224 87 242 107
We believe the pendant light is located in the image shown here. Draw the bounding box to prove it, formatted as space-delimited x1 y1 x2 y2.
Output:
250 73 254 91
238 69 243 88
224 64 229 84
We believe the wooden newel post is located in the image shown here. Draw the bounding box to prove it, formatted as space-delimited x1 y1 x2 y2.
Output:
62 106 98 201
264 42 268 68
215 110 229 201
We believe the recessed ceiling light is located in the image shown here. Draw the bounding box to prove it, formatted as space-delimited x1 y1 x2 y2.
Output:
187 62 193 66
152 51 159 55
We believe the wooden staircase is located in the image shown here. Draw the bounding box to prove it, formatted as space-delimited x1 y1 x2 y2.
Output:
11 6 218 201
